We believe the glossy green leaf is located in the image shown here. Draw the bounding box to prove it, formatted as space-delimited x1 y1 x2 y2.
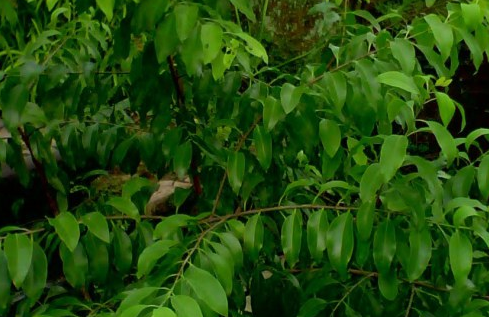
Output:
96 0 114 20
122 177 154 198
82 232 109 284
229 0 256 22
174 4 198 41
425 121 458 166
466 128 489 151
297 298 327 317
453 206 479 228
201 23 223 64
378 269 398 300
307 209 328 262
113 226 133 274
0 250 11 310
373 219 396 274
171 295 203 317
320 72 347 112
119 305 148 317
118 287 158 313
81 212 109 243
407 228 431 281
326 212 354 276
263 96 285 131
478 155 489 200
4 233 32 288
377 71 419 94
152 307 177 317
227 151 245 194
207 251 233 296
107 197 140 221
174 141 192 180
219 232 243 269
390 38 415 73
424 14 453 62
234 32 268 63
1 84 28 129
154 214 193 240
449 230 472 284
185 265 227 316
360 163 384 202
59 242 88 288
137 240 178 278
155 14 179 63
452 166 475 198
435 92 455 127
280 83 303 114
356 201 375 241
22 242 47 302
319 119 341 158
379 135 408 182
253 125 272 170
281 210 302 268
461 3 483 31
244 214 264 262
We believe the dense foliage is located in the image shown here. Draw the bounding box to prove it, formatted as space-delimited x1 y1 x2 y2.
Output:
1 0 489 316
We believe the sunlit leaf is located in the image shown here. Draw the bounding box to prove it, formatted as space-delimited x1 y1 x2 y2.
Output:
390 38 415 74
152 307 177 317
201 23 223 64
107 197 140 221
81 212 110 243
280 83 303 114
435 92 455 127
424 14 453 62
377 71 419 94
171 295 203 317
96 0 115 21
174 4 199 41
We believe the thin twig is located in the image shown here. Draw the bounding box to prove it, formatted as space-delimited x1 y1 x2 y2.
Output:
331 272 375 317
405 285 416 317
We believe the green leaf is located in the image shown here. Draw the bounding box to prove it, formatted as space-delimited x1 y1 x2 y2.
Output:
234 32 268 64
4 234 32 288
319 119 341 158
82 233 109 284
377 71 419 94
378 269 398 300
1 84 28 129
207 250 233 296
201 23 223 64
461 3 483 31
360 163 384 202
320 72 347 112
425 0 435 7
253 125 272 170
424 14 453 62
435 92 455 127
49 212 80 253
113 226 133 274
373 219 396 274
390 38 415 74
229 0 256 22
478 155 489 200
118 287 158 313
96 0 115 21
227 151 245 194
119 305 149 317
81 212 110 243
280 83 303 114
307 209 328 262
281 210 302 268
244 214 264 262
379 135 408 182
46 0 59 11
356 201 375 241
262 96 285 131
107 197 140 221
407 228 431 281
174 141 192 180
122 177 154 198
449 230 472 284
297 298 327 317
425 121 458 166
219 232 243 269
453 206 479 228
171 295 203 317
181 27 204 76
0 250 11 310
184 265 228 316
137 240 178 278
174 4 199 41
326 212 354 277
452 166 475 198
22 242 47 302
155 14 179 63
152 307 176 317
59 242 88 288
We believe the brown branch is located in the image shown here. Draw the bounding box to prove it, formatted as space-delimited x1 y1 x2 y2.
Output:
167 55 185 107
18 128 59 216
